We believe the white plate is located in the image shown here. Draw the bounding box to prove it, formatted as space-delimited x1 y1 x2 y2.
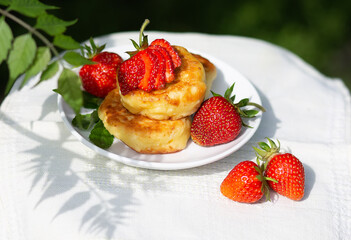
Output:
57 45 263 170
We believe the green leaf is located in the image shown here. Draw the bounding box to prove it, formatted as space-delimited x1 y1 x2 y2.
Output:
237 98 249 107
37 60 59 85
53 34 81 50
242 109 259 118
0 0 12 6
21 46 51 88
0 18 13 65
53 68 83 114
63 51 95 67
83 91 103 109
258 142 270 151
35 13 77 36
9 0 57 18
6 33 36 94
130 39 139 50
89 120 114 149
72 110 99 130
224 83 235 99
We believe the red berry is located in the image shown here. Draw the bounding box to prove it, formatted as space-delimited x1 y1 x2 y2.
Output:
136 49 158 92
265 153 305 200
147 48 166 90
118 56 145 95
79 63 117 98
191 96 242 146
220 161 265 203
254 138 305 201
92 51 123 68
150 39 181 68
191 84 265 146
148 44 175 83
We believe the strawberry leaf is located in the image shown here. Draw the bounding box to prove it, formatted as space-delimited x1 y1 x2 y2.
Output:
21 46 51 88
237 98 249 107
6 33 36 94
0 18 13 65
242 109 259 118
89 120 114 149
258 142 270 151
53 68 83 114
35 13 77 36
9 0 58 18
53 34 81 50
224 83 235 99
63 51 95 67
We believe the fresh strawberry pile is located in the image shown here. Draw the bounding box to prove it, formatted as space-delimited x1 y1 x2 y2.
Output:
118 20 181 95
79 39 123 98
221 138 305 203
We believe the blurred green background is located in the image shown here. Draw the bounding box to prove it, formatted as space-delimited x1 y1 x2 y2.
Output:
1 0 350 102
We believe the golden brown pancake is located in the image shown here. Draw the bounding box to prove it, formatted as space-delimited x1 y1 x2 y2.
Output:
118 46 207 120
98 89 191 154
191 53 217 99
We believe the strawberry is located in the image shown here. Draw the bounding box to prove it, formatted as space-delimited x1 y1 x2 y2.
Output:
137 49 158 92
254 138 305 201
92 51 123 68
147 48 166 89
117 56 144 95
79 38 123 98
148 45 174 83
220 160 271 203
191 83 265 146
150 39 182 68
118 19 181 95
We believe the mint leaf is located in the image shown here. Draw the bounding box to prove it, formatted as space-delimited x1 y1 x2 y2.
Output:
89 120 114 149
0 18 13 65
83 91 103 109
21 46 51 88
53 34 81 50
63 51 95 67
54 68 83 114
0 0 12 6
35 13 77 36
36 60 59 85
6 33 36 94
9 0 57 18
72 110 99 130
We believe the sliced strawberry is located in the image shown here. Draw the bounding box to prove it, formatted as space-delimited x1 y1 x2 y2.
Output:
150 39 181 68
147 48 166 90
136 50 158 92
148 45 175 83
118 56 145 95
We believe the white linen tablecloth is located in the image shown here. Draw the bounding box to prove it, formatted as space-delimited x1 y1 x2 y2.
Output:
0 32 350 240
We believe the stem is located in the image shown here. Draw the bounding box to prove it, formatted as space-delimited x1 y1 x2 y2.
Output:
247 102 266 112
139 19 150 46
0 8 60 58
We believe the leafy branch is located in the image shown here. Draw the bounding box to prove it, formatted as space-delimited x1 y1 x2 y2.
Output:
0 0 92 114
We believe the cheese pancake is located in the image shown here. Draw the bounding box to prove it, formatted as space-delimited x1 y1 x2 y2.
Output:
98 89 191 154
118 46 207 120
191 53 217 99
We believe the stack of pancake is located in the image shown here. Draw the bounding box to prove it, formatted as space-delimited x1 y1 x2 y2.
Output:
98 46 217 154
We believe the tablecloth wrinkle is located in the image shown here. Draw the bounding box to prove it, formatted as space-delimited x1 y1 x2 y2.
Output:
0 32 350 240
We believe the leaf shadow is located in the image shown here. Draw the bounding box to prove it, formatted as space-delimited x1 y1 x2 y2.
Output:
2 94 167 239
